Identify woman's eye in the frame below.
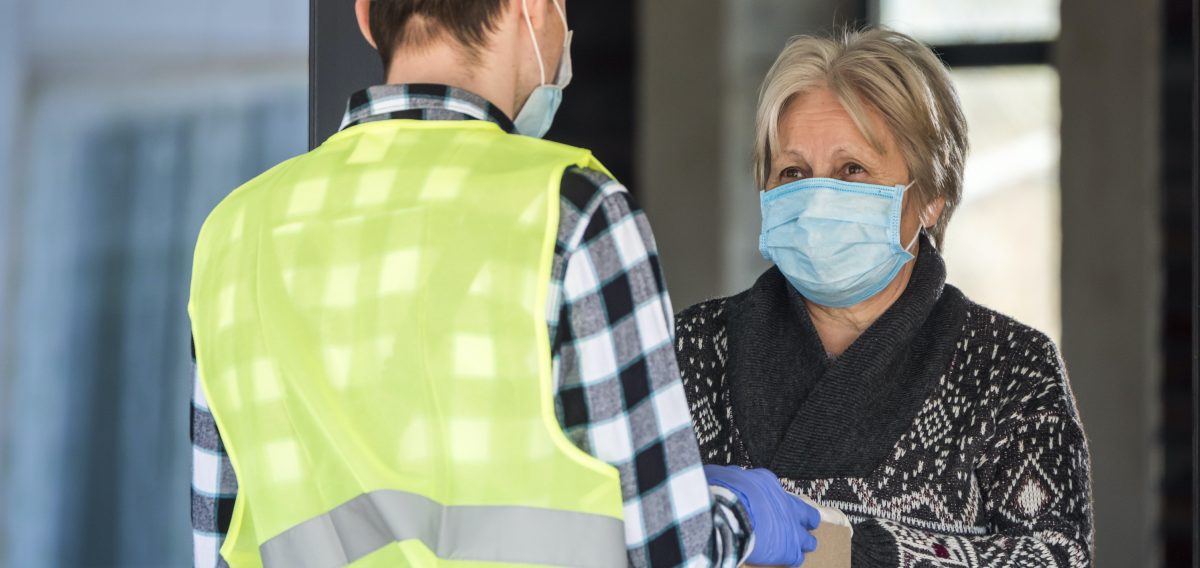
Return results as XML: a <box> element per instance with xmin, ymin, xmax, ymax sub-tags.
<box><xmin>845</xmin><ymin>163</ymin><xmax>865</xmax><ymax>175</ymax></box>
<box><xmin>780</xmin><ymin>167</ymin><xmax>803</xmax><ymax>179</ymax></box>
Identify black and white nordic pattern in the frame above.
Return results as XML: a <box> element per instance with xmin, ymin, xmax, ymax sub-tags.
<box><xmin>675</xmin><ymin>269</ymin><xmax>1093</xmax><ymax>567</ymax></box>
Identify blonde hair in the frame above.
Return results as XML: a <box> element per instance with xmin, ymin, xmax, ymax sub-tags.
<box><xmin>752</xmin><ymin>28</ymin><xmax>969</xmax><ymax>247</ymax></box>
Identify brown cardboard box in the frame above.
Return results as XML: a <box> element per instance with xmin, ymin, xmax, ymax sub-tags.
<box><xmin>746</xmin><ymin>498</ymin><xmax>852</xmax><ymax>568</ymax></box>
<box><xmin>802</xmin><ymin>521</ymin><xmax>852</xmax><ymax>568</ymax></box>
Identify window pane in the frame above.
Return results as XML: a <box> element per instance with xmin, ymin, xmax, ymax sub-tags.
<box><xmin>941</xmin><ymin>65</ymin><xmax>1061</xmax><ymax>342</ymax></box>
<box><xmin>879</xmin><ymin>0</ymin><xmax>1059</xmax><ymax>44</ymax></box>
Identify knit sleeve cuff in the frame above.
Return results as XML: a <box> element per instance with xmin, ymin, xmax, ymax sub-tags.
<box><xmin>850</xmin><ymin>519</ymin><xmax>900</xmax><ymax>568</ymax></box>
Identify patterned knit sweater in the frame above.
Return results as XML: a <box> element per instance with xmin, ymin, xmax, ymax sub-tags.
<box><xmin>674</xmin><ymin>241</ymin><xmax>1093</xmax><ymax>567</ymax></box>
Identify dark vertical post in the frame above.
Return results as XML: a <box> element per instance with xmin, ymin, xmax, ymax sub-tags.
<box><xmin>1060</xmin><ymin>0</ymin><xmax>1163</xmax><ymax>563</ymax></box>
<box><xmin>1193</xmin><ymin>2</ymin><xmax>1199</xmax><ymax>565</ymax></box>
<box><xmin>852</xmin><ymin>0</ymin><xmax>877</xmax><ymax>29</ymax></box>
<box><xmin>547</xmin><ymin>0</ymin><xmax>637</xmax><ymax>187</ymax></box>
<box><xmin>310</xmin><ymin>0</ymin><xmax>382</xmax><ymax>150</ymax></box>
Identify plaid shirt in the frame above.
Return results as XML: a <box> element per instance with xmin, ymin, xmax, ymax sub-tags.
<box><xmin>191</xmin><ymin>84</ymin><xmax>751</xmax><ymax>567</ymax></box>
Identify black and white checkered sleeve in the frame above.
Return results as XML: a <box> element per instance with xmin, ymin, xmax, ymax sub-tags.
<box><xmin>190</xmin><ymin>338</ymin><xmax>236</xmax><ymax>568</ymax></box>
<box><xmin>552</xmin><ymin>167</ymin><xmax>750</xmax><ymax>567</ymax></box>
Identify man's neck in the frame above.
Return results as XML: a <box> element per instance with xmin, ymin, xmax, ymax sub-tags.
<box><xmin>384</xmin><ymin>41</ymin><xmax>522</xmax><ymax>119</ymax></box>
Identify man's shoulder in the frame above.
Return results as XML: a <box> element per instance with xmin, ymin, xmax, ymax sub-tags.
<box><xmin>559</xmin><ymin>166</ymin><xmax>628</xmax><ymax>214</ymax></box>
<box><xmin>556</xmin><ymin>166</ymin><xmax>640</xmax><ymax>252</ymax></box>
<box><xmin>195</xmin><ymin>155</ymin><xmax>305</xmax><ymax>248</ymax></box>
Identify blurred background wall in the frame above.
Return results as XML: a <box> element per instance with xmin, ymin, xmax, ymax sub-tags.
<box><xmin>0</xmin><ymin>0</ymin><xmax>307</xmax><ymax>565</ymax></box>
<box><xmin>0</xmin><ymin>0</ymin><xmax>1194</xmax><ymax>566</ymax></box>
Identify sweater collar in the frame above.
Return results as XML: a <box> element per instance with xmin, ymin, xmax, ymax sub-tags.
<box><xmin>725</xmin><ymin>234</ymin><xmax>968</xmax><ymax>479</ymax></box>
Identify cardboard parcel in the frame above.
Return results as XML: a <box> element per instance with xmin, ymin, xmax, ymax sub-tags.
<box><xmin>746</xmin><ymin>496</ymin><xmax>852</xmax><ymax>568</ymax></box>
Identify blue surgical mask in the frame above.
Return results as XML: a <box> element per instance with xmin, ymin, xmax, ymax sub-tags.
<box><xmin>758</xmin><ymin>177</ymin><xmax>920</xmax><ymax>308</ymax></box>
<box><xmin>515</xmin><ymin>0</ymin><xmax>572</xmax><ymax>138</ymax></box>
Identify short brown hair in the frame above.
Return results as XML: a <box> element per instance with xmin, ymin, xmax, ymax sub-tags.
<box><xmin>369</xmin><ymin>0</ymin><xmax>508</xmax><ymax>68</ymax></box>
<box><xmin>753</xmin><ymin>28</ymin><xmax>969</xmax><ymax>248</ymax></box>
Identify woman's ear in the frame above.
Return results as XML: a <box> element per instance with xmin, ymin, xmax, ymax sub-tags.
<box><xmin>923</xmin><ymin>196</ymin><xmax>947</xmax><ymax>229</ymax></box>
<box><xmin>355</xmin><ymin>0</ymin><xmax>377</xmax><ymax>50</ymax></box>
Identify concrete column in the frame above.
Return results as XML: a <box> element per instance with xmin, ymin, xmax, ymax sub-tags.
<box><xmin>637</xmin><ymin>0</ymin><xmax>727</xmax><ymax>309</ymax></box>
<box><xmin>0</xmin><ymin>0</ymin><xmax>25</xmax><ymax>559</ymax></box>
<box><xmin>0</xmin><ymin>0</ymin><xmax>22</xmax><ymax>344</ymax></box>
<box><xmin>1059</xmin><ymin>0</ymin><xmax>1162</xmax><ymax>564</ymax></box>
<box><xmin>638</xmin><ymin>1</ymin><xmax>853</xmax><ymax>310</ymax></box>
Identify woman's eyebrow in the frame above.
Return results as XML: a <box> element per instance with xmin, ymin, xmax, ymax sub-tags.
<box><xmin>773</xmin><ymin>148</ymin><xmax>809</xmax><ymax>165</ymax></box>
<box><xmin>830</xmin><ymin>144</ymin><xmax>881</xmax><ymax>166</ymax></box>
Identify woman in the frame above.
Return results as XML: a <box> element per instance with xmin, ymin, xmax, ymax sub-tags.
<box><xmin>676</xmin><ymin>29</ymin><xmax>1093</xmax><ymax>567</ymax></box>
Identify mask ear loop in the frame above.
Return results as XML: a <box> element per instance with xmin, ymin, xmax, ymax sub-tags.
<box><xmin>551</xmin><ymin>0</ymin><xmax>567</xmax><ymax>29</ymax></box>
<box><xmin>903</xmin><ymin>223</ymin><xmax>923</xmax><ymax>254</ymax></box>
<box><xmin>901</xmin><ymin>180</ymin><xmax>926</xmax><ymax>253</ymax></box>
<box><xmin>548</xmin><ymin>0</ymin><xmax>571</xmax><ymax>85</ymax></box>
<box><xmin>521</xmin><ymin>0</ymin><xmax>547</xmax><ymax>86</ymax></box>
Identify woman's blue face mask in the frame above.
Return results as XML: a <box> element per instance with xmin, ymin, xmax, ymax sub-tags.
<box><xmin>758</xmin><ymin>177</ymin><xmax>920</xmax><ymax>308</ymax></box>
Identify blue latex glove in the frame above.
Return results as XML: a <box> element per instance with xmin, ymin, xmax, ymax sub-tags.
<box><xmin>704</xmin><ymin>464</ymin><xmax>820</xmax><ymax>567</ymax></box>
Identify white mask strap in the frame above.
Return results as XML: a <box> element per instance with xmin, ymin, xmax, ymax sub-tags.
<box><xmin>905</xmin><ymin>225</ymin><xmax>924</xmax><ymax>252</ymax></box>
<box><xmin>552</xmin><ymin>0</ymin><xmax>567</xmax><ymax>30</ymax></box>
<box><xmin>521</xmin><ymin>0</ymin><xmax>547</xmax><ymax>86</ymax></box>
<box><xmin>902</xmin><ymin>180</ymin><xmax>924</xmax><ymax>252</ymax></box>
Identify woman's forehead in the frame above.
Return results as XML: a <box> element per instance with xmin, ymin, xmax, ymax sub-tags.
<box><xmin>776</xmin><ymin>88</ymin><xmax>891</xmax><ymax>158</ymax></box>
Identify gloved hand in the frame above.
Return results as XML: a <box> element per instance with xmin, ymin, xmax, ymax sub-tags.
<box><xmin>704</xmin><ymin>464</ymin><xmax>820</xmax><ymax>567</ymax></box>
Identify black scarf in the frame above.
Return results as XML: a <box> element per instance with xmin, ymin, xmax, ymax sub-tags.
<box><xmin>725</xmin><ymin>234</ymin><xmax>968</xmax><ymax>479</ymax></box>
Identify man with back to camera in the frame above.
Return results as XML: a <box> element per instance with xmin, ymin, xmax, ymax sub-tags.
<box><xmin>188</xmin><ymin>1</ymin><xmax>820</xmax><ymax>565</ymax></box>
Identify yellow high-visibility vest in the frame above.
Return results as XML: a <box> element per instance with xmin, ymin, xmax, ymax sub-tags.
<box><xmin>189</xmin><ymin>119</ymin><xmax>625</xmax><ymax>568</ymax></box>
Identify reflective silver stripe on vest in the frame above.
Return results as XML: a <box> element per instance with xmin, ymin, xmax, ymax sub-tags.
<box><xmin>259</xmin><ymin>490</ymin><xmax>626</xmax><ymax>568</ymax></box>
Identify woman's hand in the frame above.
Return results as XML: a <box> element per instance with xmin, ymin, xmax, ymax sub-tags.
<box><xmin>704</xmin><ymin>465</ymin><xmax>820</xmax><ymax>566</ymax></box>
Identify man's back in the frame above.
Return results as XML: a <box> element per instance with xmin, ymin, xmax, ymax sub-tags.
<box><xmin>191</xmin><ymin>115</ymin><xmax>637</xmax><ymax>566</ymax></box>
<box><xmin>191</xmin><ymin>85</ymin><xmax>757</xmax><ymax>567</ymax></box>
